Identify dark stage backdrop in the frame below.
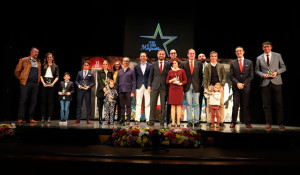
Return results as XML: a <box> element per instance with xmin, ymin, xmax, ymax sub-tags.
<box><xmin>1</xmin><ymin>2</ymin><xmax>299</xmax><ymax>125</ymax></box>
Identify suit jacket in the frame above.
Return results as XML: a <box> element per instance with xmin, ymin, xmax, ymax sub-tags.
<box><xmin>255</xmin><ymin>52</ymin><xmax>286</xmax><ymax>86</ymax></box>
<box><xmin>58</xmin><ymin>81</ymin><xmax>75</xmax><ymax>101</ymax></box>
<box><xmin>230</xmin><ymin>58</ymin><xmax>254</xmax><ymax>90</ymax></box>
<box><xmin>75</xmin><ymin>70</ymin><xmax>95</xmax><ymax>91</ymax></box>
<box><xmin>134</xmin><ymin>62</ymin><xmax>151</xmax><ymax>89</ymax></box>
<box><xmin>203</xmin><ymin>63</ymin><xmax>226</xmax><ymax>89</ymax></box>
<box><xmin>148</xmin><ymin>60</ymin><xmax>171</xmax><ymax>91</ymax></box>
<box><xmin>180</xmin><ymin>60</ymin><xmax>202</xmax><ymax>93</ymax></box>
<box><xmin>96</xmin><ymin>69</ymin><xmax>113</xmax><ymax>97</ymax></box>
<box><xmin>116</xmin><ymin>67</ymin><xmax>136</xmax><ymax>94</ymax></box>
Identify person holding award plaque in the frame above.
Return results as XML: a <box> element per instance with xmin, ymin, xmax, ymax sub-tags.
<box><xmin>74</xmin><ymin>60</ymin><xmax>95</xmax><ymax>124</ymax></box>
<box><xmin>255</xmin><ymin>41</ymin><xmax>287</xmax><ymax>130</ymax></box>
<box><xmin>58</xmin><ymin>72</ymin><xmax>75</xmax><ymax>124</ymax></box>
<box><xmin>40</xmin><ymin>52</ymin><xmax>59</xmax><ymax>123</ymax></box>
<box><xmin>166</xmin><ymin>58</ymin><xmax>187</xmax><ymax>127</ymax></box>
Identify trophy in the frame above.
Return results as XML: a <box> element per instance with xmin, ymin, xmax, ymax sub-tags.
<box><xmin>267</xmin><ymin>68</ymin><xmax>273</xmax><ymax>77</ymax></box>
<box><xmin>62</xmin><ymin>87</ymin><xmax>66</xmax><ymax>95</ymax></box>
<box><xmin>45</xmin><ymin>78</ymin><xmax>52</xmax><ymax>87</ymax></box>
<box><xmin>173</xmin><ymin>74</ymin><xmax>180</xmax><ymax>84</ymax></box>
<box><xmin>81</xmin><ymin>80</ymin><xmax>88</xmax><ymax>90</ymax></box>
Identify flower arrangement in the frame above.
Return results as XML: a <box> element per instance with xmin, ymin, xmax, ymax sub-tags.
<box><xmin>0</xmin><ymin>123</ymin><xmax>16</xmax><ymax>138</ymax></box>
<box><xmin>107</xmin><ymin>126</ymin><xmax>203</xmax><ymax>148</ymax></box>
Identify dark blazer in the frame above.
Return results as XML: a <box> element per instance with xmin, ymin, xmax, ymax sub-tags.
<box><xmin>180</xmin><ymin>60</ymin><xmax>202</xmax><ymax>93</ymax></box>
<box><xmin>230</xmin><ymin>58</ymin><xmax>254</xmax><ymax>91</ymax></box>
<box><xmin>58</xmin><ymin>81</ymin><xmax>75</xmax><ymax>101</ymax></box>
<box><xmin>96</xmin><ymin>69</ymin><xmax>113</xmax><ymax>97</ymax></box>
<box><xmin>42</xmin><ymin>64</ymin><xmax>59</xmax><ymax>80</ymax></box>
<box><xmin>75</xmin><ymin>70</ymin><xmax>95</xmax><ymax>91</ymax></box>
<box><xmin>148</xmin><ymin>61</ymin><xmax>171</xmax><ymax>91</ymax></box>
<box><xmin>116</xmin><ymin>67</ymin><xmax>136</xmax><ymax>94</ymax></box>
<box><xmin>134</xmin><ymin>62</ymin><xmax>151</xmax><ymax>89</ymax></box>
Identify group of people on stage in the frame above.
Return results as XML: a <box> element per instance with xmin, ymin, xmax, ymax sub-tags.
<box><xmin>14</xmin><ymin>41</ymin><xmax>287</xmax><ymax>130</ymax></box>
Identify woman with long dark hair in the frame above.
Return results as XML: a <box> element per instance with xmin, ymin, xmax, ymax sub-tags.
<box><xmin>40</xmin><ymin>52</ymin><xmax>59</xmax><ymax>123</ymax></box>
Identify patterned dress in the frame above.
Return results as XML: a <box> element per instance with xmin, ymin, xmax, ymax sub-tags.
<box><xmin>103</xmin><ymin>89</ymin><xmax>118</xmax><ymax>123</ymax></box>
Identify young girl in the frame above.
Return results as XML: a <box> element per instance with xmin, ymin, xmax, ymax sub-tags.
<box><xmin>103</xmin><ymin>79</ymin><xmax>118</xmax><ymax>125</ymax></box>
<box><xmin>58</xmin><ymin>72</ymin><xmax>75</xmax><ymax>124</ymax></box>
<box><xmin>205</xmin><ymin>83</ymin><xmax>222</xmax><ymax>128</ymax></box>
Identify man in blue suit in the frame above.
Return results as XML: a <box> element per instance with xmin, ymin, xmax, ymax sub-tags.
<box><xmin>74</xmin><ymin>60</ymin><xmax>95</xmax><ymax>124</ymax></box>
<box><xmin>134</xmin><ymin>52</ymin><xmax>151</xmax><ymax>125</ymax></box>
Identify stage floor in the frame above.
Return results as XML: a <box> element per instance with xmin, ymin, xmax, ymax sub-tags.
<box><xmin>8</xmin><ymin>120</ymin><xmax>300</xmax><ymax>134</ymax></box>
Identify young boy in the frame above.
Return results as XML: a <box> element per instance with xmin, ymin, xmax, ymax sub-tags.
<box><xmin>58</xmin><ymin>72</ymin><xmax>75</xmax><ymax>124</ymax></box>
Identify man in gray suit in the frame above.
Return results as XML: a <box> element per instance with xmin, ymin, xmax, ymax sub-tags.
<box><xmin>148</xmin><ymin>49</ymin><xmax>171</xmax><ymax>126</ymax></box>
<box><xmin>255</xmin><ymin>41</ymin><xmax>287</xmax><ymax>130</ymax></box>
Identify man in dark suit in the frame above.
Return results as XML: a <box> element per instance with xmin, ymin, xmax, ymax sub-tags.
<box><xmin>229</xmin><ymin>46</ymin><xmax>254</xmax><ymax>128</ymax></box>
<box><xmin>148</xmin><ymin>49</ymin><xmax>171</xmax><ymax>126</ymax></box>
<box><xmin>255</xmin><ymin>41</ymin><xmax>287</xmax><ymax>130</ymax></box>
<box><xmin>74</xmin><ymin>60</ymin><xmax>95</xmax><ymax>124</ymax></box>
<box><xmin>181</xmin><ymin>49</ymin><xmax>202</xmax><ymax>127</ymax></box>
<box><xmin>134</xmin><ymin>52</ymin><xmax>151</xmax><ymax>125</ymax></box>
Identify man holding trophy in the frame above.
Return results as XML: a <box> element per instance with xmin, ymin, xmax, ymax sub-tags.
<box><xmin>74</xmin><ymin>60</ymin><xmax>95</xmax><ymax>124</ymax></box>
<box><xmin>255</xmin><ymin>41</ymin><xmax>287</xmax><ymax>130</ymax></box>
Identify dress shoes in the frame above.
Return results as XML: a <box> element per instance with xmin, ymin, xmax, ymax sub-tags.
<box><xmin>17</xmin><ymin>119</ymin><xmax>23</xmax><ymax>123</ymax></box>
<box><xmin>87</xmin><ymin>120</ymin><xmax>91</xmax><ymax>124</ymax></box>
<box><xmin>29</xmin><ymin>119</ymin><xmax>37</xmax><ymax>123</ymax></box>
<box><xmin>246</xmin><ymin>123</ymin><xmax>252</xmax><ymax>128</ymax></box>
<box><xmin>279</xmin><ymin>124</ymin><xmax>285</xmax><ymax>131</ymax></box>
<box><xmin>73</xmin><ymin>120</ymin><xmax>80</xmax><ymax>124</ymax></box>
<box><xmin>230</xmin><ymin>123</ymin><xmax>236</xmax><ymax>128</ymax></box>
<box><xmin>265</xmin><ymin>123</ymin><xmax>272</xmax><ymax>130</ymax></box>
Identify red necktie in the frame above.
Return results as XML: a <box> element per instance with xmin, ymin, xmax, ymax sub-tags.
<box><xmin>190</xmin><ymin>61</ymin><xmax>194</xmax><ymax>74</ymax></box>
<box><xmin>239</xmin><ymin>59</ymin><xmax>243</xmax><ymax>73</ymax></box>
<box><xmin>160</xmin><ymin>61</ymin><xmax>163</xmax><ymax>73</ymax></box>
<box><xmin>266</xmin><ymin>54</ymin><xmax>270</xmax><ymax>67</ymax></box>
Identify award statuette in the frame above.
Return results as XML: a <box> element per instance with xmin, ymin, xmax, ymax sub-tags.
<box><xmin>81</xmin><ymin>80</ymin><xmax>88</xmax><ymax>90</ymax></box>
<box><xmin>62</xmin><ymin>87</ymin><xmax>66</xmax><ymax>95</ymax></box>
<box><xmin>173</xmin><ymin>74</ymin><xmax>180</xmax><ymax>84</ymax></box>
<box><xmin>45</xmin><ymin>78</ymin><xmax>52</xmax><ymax>87</ymax></box>
<box><xmin>267</xmin><ymin>68</ymin><xmax>273</xmax><ymax>77</ymax></box>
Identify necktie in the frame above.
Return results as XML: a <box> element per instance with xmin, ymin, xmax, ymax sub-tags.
<box><xmin>190</xmin><ymin>60</ymin><xmax>194</xmax><ymax>74</ymax></box>
<box><xmin>266</xmin><ymin>54</ymin><xmax>270</xmax><ymax>67</ymax></box>
<box><xmin>84</xmin><ymin>71</ymin><xmax>87</xmax><ymax>79</ymax></box>
<box><xmin>160</xmin><ymin>61</ymin><xmax>163</xmax><ymax>73</ymax></box>
<box><xmin>239</xmin><ymin>59</ymin><xmax>243</xmax><ymax>73</ymax></box>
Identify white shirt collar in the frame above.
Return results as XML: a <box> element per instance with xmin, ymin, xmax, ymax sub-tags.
<box><xmin>211</xmin><ymin>62</ymin><xmax>217</xmax><ymax>67</ymax></box>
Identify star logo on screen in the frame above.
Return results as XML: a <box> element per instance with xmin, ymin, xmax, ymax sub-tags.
<box><xmin>140</xmin><ymin>23</ymin><xmax>177</xmax><ymax>57</ymax></box>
